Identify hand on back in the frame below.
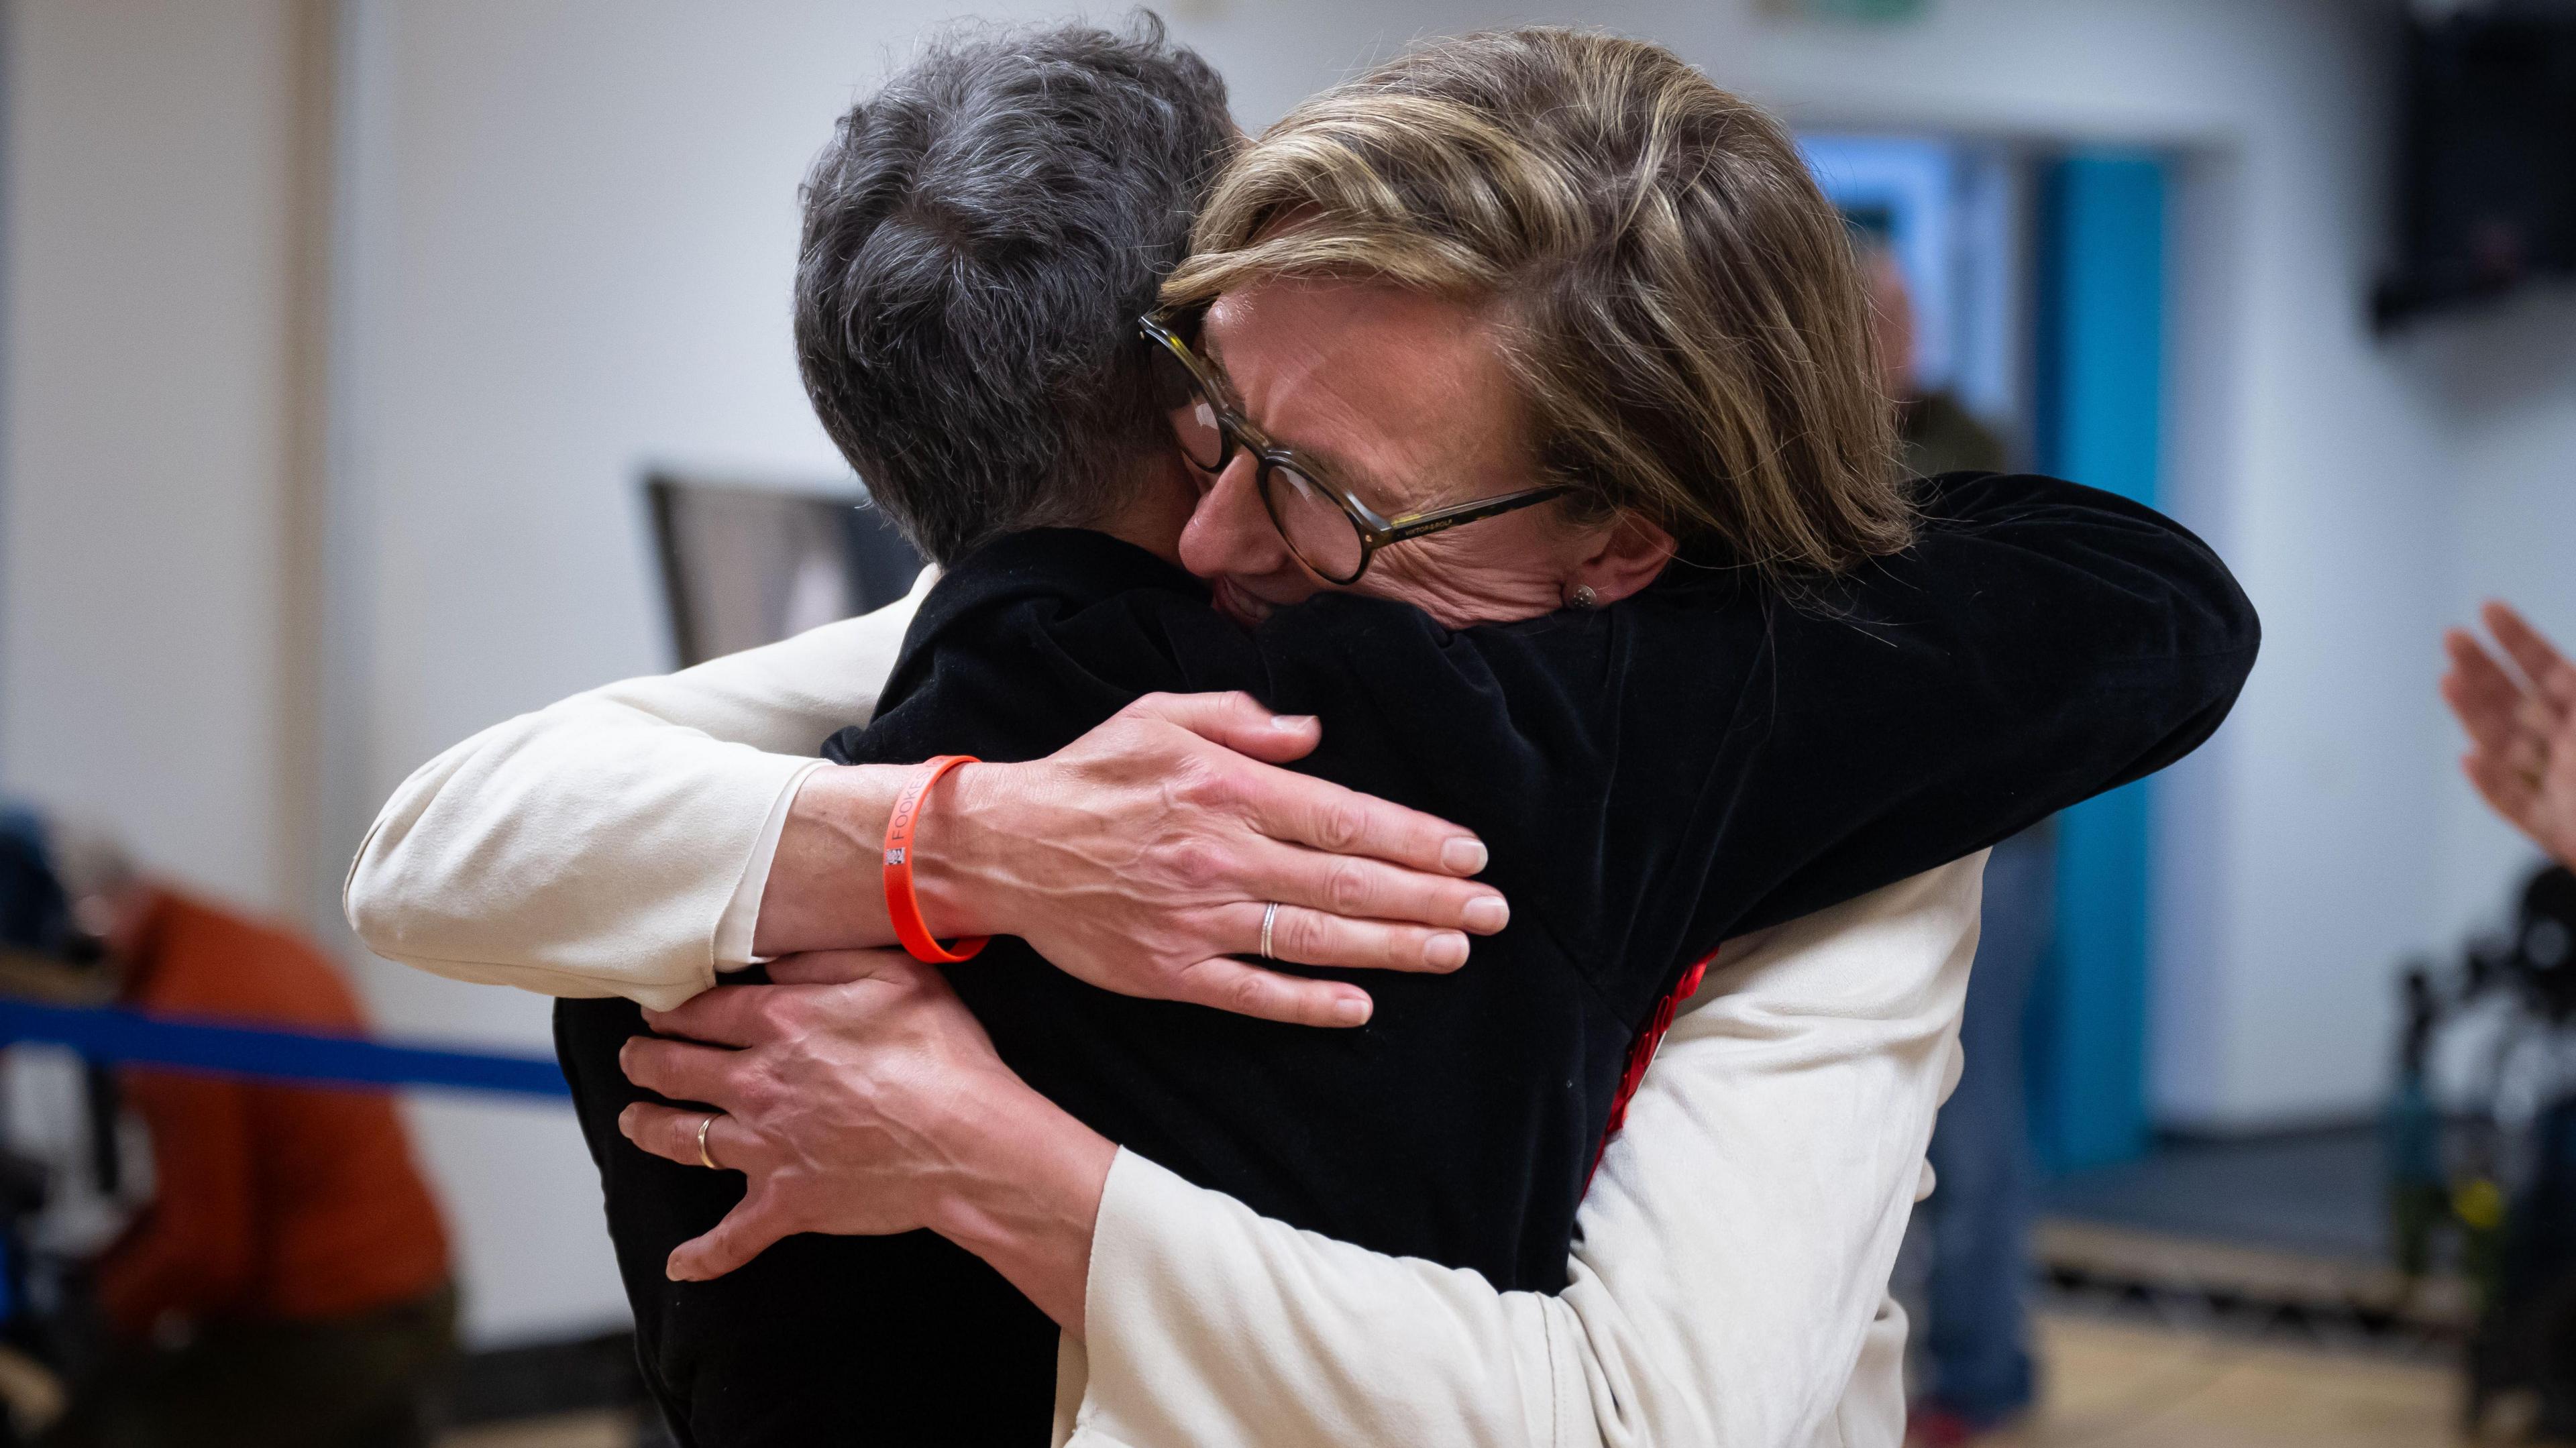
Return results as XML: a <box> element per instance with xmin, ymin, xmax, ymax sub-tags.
<box><xmin>949</xmin><ymin>691</ymin><xmax>1509</xmax><ymax>1027</ymax></box>
<box><xmin>619</xmin><ymin>950</ymin><xmax>1008</xmax><ymax>1268</ymax></box>
<box><xmin>619</xmin><ymin>948</ymin><xmax>1109</xmax><ymax>1329</ymax></box>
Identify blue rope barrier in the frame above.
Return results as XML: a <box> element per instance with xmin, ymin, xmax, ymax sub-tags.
<box><xmin>0</xmin><ymin>1000</ymin><xmax>570</xmax><ymax>1099</ymax></box>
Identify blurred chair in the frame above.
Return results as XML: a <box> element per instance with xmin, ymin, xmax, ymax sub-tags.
<box><xmin>2400</xmin><ymin>865</ymin><xmax>2576</xmax><ymax>1439</ymax></box>
<box><xmin>646</xmin><ymin>474</ymin><xmax>923</xmax><ymax>667</ymax></box>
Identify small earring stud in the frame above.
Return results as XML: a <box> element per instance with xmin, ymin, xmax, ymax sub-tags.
<box><xmin>1567</xmin><ymin>584</ymin><xmax>1599</xmax><ymax>610</ymax></box>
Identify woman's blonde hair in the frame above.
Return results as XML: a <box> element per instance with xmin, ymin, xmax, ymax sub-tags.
<box><xmin>1163</xmin><ymin>27</ymin><xmax>1912</xmax><ymax>579</ymax></box>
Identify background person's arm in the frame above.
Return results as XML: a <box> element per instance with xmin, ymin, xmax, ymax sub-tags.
<box><xmin>1062</xmin><ymin>858</ymin><xmax>1980</xmax><ymax>1448</ymax></box>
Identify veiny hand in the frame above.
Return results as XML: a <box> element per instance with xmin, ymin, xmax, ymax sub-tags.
<box><xmin>617</xmin><ymin>950</ymin><xmax>1112</xmax><ymax>1327</ymax></box>
<box><xmin>932</xmin><ymin>691</ymin><xmax>1510</xmax><ymax>1028</ymax></box>
<box><xmin>619</xmin><ymin>951</ymin><xmax>990</xmax><ymax>1264</ymax></box>
<box><xmin>2443</xmin><ymin>600</ymin><xmax>2576</xmax><ymax>869</ymax></box>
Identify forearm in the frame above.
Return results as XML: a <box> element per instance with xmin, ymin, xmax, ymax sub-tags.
<box><xmin>346</xmin><ymin>695</ymin><xmax>820</xmax><ymax>1006</ymax></box>
<box><xmin>360</xmin><ymin>553</ymin><xmax>1494</xmax><ymax>1015</ymax></box>
<box><xmin>1557</xmin><ymin>863</ymin><xmax>1978</xmax><ymax>1446</ymax></box>
<box><xmin>1723</xmin><ymin>475</ymin><xmax>2256</xmax><ymax>938</ymax></box>
<box><xmin>1077</xmin><ymin>1152</ymin><xmax>1566</xmax><ymax>1448</ymax></box>
<box><xmin>922</xmin><ymin>1076</ymin><xmax>1118</xmax><ymax>1336</ymax></box>
<box><xmin>346</xmin><ymin>591</ymin><xmax>924</xmax><ymax>1005</ymax></box>
<box><xmin>749</xmin><ymin>761</ymin><xmax>996</xmax><ymax>959</ymax></box>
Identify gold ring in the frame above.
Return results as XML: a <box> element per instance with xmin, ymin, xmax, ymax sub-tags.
<box><xmin>696</xmin><ymin>1113</ymin><xmax>722</xmax><ymax>1171</ymax></box>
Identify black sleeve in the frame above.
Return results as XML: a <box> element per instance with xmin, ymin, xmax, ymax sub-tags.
<box><xmin>1207</xmin><ymin>472</ymin><xmax>2257</xmax><ymax>1012</ymax></box>
<box><xmin>1699</xmin><ymin>470</ymin><xmax>2258</xmax><ymax>940</ymax></box>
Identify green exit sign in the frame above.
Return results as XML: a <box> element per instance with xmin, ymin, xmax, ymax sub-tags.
<box><xmin>1765</xmin><ymin>0</ymin><xmax>1929</xmax><ymax>21</ymax></box>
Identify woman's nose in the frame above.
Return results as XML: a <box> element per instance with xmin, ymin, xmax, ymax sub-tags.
<box><xmin>1179</xmin><ymin>455</ymin><xmax>1291</xmax><ymax>581</ymax></box>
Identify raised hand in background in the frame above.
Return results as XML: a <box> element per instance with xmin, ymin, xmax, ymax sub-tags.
<box><xmin>2443</xmin><ymin>600</ymin><xmax>2576</xmax><ymax>869</ymax></box>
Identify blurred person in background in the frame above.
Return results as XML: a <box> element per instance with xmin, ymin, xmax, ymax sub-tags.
<box><xmin>2444</xmin><ymin>601</ymin><xmax>2576</xmax><ymax>872</ymax></box>
<box><xmin>1865</xmin><ymin>242</ymin><xmax>2047</xmax><ymax>1448</ymax></box>
<box><xmin>0</xmin><ymin>809</ymin><xmax>455</xmax><ymax>1448</ymax></box>
<box><xmin>1865</xmin><ymin>242</ymin><xmax>2010</xmax><ymax>484</ymax></box>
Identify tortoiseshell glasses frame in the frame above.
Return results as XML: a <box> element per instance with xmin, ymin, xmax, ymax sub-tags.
<box><xmin>1140</xmin><ymin>313</ymin><xmax>1574</xmax><ymax>585</ymax></box>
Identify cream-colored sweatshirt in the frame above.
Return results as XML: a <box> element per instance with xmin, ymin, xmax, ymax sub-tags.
<box><xmin>346</xmin><ymin>585</ymin><xmax>1976</xmax><ymax>1447</ymax></box>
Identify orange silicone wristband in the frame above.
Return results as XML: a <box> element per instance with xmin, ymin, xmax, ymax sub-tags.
<box><xmin>882</xmin><ymin>755</ymin><xmax>988</xmax><ymax>964</ymax></box>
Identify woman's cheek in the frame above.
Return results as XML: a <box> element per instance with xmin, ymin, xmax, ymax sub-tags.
<box><xmin>1363</xmin><ymin>534</ymin><xmax>1564</xmax><ymax>624</ymax></box>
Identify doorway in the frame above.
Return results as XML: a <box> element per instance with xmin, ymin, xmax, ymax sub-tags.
<box><xmin>1803</xmin><ymin>135</ymin><xmax>2174</xmax><ymax>1173</ymax></box>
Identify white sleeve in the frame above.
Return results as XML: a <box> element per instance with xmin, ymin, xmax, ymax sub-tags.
<box><xmin>342</xmin><ymin>571</ymin><xmax>934</xmax><ymax>1011</ymax></box>
<box><xmin>1062</xmin><ymin>856</ymin><xmax>1983</xmax><ymax>1448</ymax></box>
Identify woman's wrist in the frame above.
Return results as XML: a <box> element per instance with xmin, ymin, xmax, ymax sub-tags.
<box><xmin>922</xmin><ymin>1067</ymin><xmax>1118</xmax><ymax>1336</ymax></box>
<box><xmin>752</xmin><ymin>765</ymin><xmax>899</xmax><ymax>957</ymax></box>
<box><xmin>904</xmin><ymin>761</ymin><xmax>1020</xmax><ymax>944</ymax></box>
<box><xmin>751</xmin><ymin>762</ymin><xmax>1014</xmax><ymax>957</ymax></box>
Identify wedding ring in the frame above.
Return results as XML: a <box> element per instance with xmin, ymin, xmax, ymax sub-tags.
<box><xmin>696</xmin><ymin>1113</ymin><xmax>722</xmax><ymax>1171</ymax></box>
<box><xmin>1260</xmin><ymin>901</ymin><xmax>1281</xmax><ymax>960</ymax></box>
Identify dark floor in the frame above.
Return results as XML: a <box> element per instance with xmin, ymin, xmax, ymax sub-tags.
<box><xmin>2040</xmin><ymin>1123</ymin><xmax>2386</xmax><ymax>1262</ymax></box>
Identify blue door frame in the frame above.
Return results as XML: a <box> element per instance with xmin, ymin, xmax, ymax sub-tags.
<box><xmin>2027</xmin><ymin>152</ymin><xmax>2166</xmax><ymax>1173</ymax></box>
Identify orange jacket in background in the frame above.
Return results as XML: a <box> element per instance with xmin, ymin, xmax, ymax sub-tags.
<box><xmin>95</xmin><ymin>889</ymin><xmax>451</xmax><ymax>1337</ymax></box>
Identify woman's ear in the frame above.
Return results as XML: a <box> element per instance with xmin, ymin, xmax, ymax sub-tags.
<box><xmin>1567</xmin><ymin>514</ymin><xmax>1677</xmax><ymax>607</ymax></box>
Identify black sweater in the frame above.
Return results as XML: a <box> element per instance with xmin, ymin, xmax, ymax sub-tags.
<box><xmin>560</xmin><ymin>472</ymin><xmax>2258</xmax><ymax>1447</ymax></box>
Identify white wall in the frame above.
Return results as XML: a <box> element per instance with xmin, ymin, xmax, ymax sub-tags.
<box><xmin>13</xmin><ymin>0</ymin><xmax>2574</xmax><ymax>1345</ymax></box>
<box><xmin>1</xmin><ymin>0</ymin><xmax>301</xmax><ymax>911</ymax></box>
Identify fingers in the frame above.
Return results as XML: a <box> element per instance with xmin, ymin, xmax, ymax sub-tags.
<box><xmin>1238</xmin><ymin>766</ymin><xmax>1492</xmax><ymax>879</ymax></box>
<box><xmin>1167</xmin><ymin>956</ymin><xmax>1373</xmax><ymax>1027</ymax></box>
<box><xmin>1128</xmin><ymin>695</ymin><xmax>1489</xmax><ymax>877</ymax></box>
<box><xmin>619</xmin><ymin>1101</ymin><xmax>758</xmax><ymax>1173</ymax></box>
<box><xmin>2443</xmin><ymin>636</ymin><xmax>2527</xmax><ymax>751</ymax></box>
<box><xmin>2445</xmin><ymin>624</ymin><xmax>2576</xmax><ymax>781</ymax></box>
<box><xmin>621</xmin><ymin>1110</ymin><xmax>801</xmax><ymax>1278</ymax></box>
<box><xmin>2442</xmin><ymin>654</ymin><xmax>2524</xmax><ymax>763</ymax></box>
<box><xmin>2485</xmin><ymin>602</ymin><xmax>2576</xmax><ymax>716</ymax></box>
<box><xmin>619</xmin><ymin>1035</ymin><xmax>745</xmax><ymax>1108</ymax></box>
<box><xmin>1238</xmin><ymin>901</ymin><xmax>1472</xmax><ymax>973</ymax></box>
<box><xmin>667</xmin><ymin>1193</ymin><xmax>796</xmax><ymax>1282</ymax></box>
<box><xmin>2518</xmin><ymin>695</ymin><xmax>2564</xmax><ymax>772</ymax></box>
<box><xmin>1243</xmin><ymin>839</ymin><xmax>1508</xmax><ymax>937</ymax></box>
<box><xmin>1123</xmin><ymin>691</ymin><xmax>1322</xmax><ymax>765</ymax></box>
<box><xmin>2463</xmin><ymin>749</ymin><xmax>2542</xmax><ymax>834</ymax></box>
<box><xmin>2444</xmin><ymin>632</ymin><xmax>2565</xmax><ymax>787</ymax></box>
<box><xmin>1150</xmin><ymin>899</ymin><xmax>1488</xmax><ymax>1025</ymax></box>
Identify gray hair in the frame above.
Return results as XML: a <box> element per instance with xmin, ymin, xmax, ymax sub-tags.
<box><xmin>794</xmin><ymin>14</ymin><xmax>1236</xmax><ymax>565</ymax></box>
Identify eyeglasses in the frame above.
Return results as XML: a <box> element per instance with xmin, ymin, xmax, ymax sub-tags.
<box><xmin>1139</xmin><ymin>314</ymin><xmax>1574</xmax><ymax>586</ymax></box>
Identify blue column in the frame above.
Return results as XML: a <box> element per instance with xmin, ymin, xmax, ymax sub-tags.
<box><xmin>2027</xmin><ymin>152</ymin><xmax>2166</xmax><ymax>1172</ymax></box>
